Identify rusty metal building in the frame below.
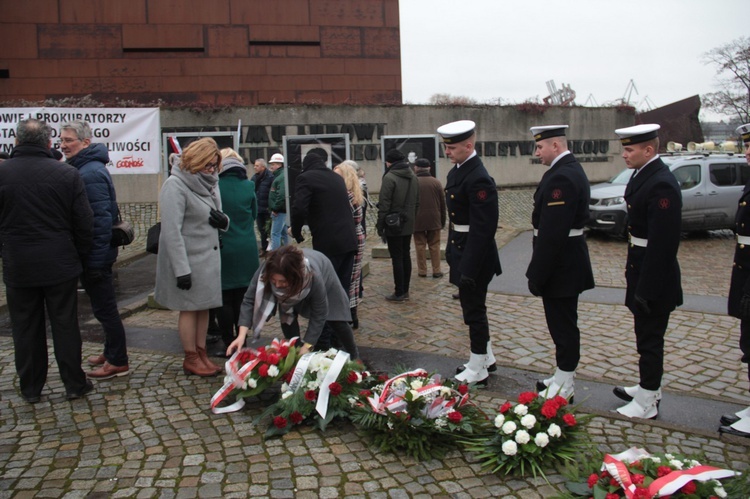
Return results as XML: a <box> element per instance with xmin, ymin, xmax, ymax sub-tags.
<box><xmin>0</xmin><ymin>0</ymin><xmax>402</xmax><ymax>106</ymax></box>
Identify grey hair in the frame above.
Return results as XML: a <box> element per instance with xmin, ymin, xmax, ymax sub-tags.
<box><xmin>16</xmin><ymin>119</ymin><xmax>51</xmax><ymax>148</ymax></box>
<box><xmin>255</xmin><ymin>158</ymin><xmax>267</xmax><ymax>168</ymax></box>
<box><xmin>60</xmin><ymin>120</ymin><xmax>92</xmax><ymax>140</ymax></box>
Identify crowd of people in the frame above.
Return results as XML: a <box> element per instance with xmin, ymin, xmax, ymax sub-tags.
<box><xmin>2</xmin><ymin>116</ymin><xmax>749</xmax><ymax>441</ymax></box>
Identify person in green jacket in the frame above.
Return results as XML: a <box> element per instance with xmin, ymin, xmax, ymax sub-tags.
<box><xmin>212</xmin><ymin>148</ymin><xmax>260</xmax><ymax>356</ymax></box>
<box><xmin>268</xmin><ymin>153</ymin><xmax>289</xmax><ymax>250</ymax></box>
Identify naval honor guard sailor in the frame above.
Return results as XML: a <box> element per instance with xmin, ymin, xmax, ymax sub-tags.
<box><xmin>526</xmin><ymin>125</ymin><xmax>595</xmax><ymax>401</ymax></box>
<box><xmin>439</xmin><ymin>120</ymin><xmax>502</xmax><ymax>385</ymax></box>
<box><xmin>721</xmin><ymin>122</ymin><xmax>750</xmax><ymax>438</ymax></box>
<box><xmin>612</xmin><ymin>124</ymin><xmax>682</xmax><ymax>419</ymax></box>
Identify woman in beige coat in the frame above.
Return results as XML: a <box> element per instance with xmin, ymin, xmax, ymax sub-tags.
<box><xmin>155</xmin><ymin>138</ymin><xmax>228</xmax><ymax>376</ymax></box>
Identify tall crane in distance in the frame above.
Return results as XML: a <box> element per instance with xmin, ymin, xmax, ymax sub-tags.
<box><xmin>622</xmin><ymin>79</ymin><xmax>638</xmax><ymax>106</ymax></box>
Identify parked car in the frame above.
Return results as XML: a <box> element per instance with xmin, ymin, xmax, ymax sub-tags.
<box><xmin>588</xmin><ymin>153</ymin><xmax>750</xmax><ymax>237</ymax></box>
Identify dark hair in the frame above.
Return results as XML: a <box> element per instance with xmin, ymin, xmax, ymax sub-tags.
<box><xmin>414</xmin><ymin>158</ymin><xmax>431</xmax><ymax>169</ymax></box>
<box><xmin>307</xmin><ymin>147</ymin><xmax>328</xmax><ymax>162</ymax></box>
<box><xmin>16</xmin><ymin>119</ymin><xmax>51</xmax><ymax>148</ymax></box>
<box><xmin>262</xmin><ymin>246</ymin><xmax>307</xmax><ymax>298</ymax></box>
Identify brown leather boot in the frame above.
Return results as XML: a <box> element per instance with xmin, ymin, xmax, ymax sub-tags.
<box><xmin>183</xmin><ymin>351</ymin><xmax>217</xmax><ymax>377</ymax></box>
<box><xmin>197</xmin><ymin>346</ymin><xmax>222</xmax><ymax>374</ymax></box>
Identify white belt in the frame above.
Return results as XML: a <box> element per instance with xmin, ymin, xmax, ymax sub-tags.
<box><xmin>629</xmin><ymin>234</ymin><xmax>648</xmax><ymax>247</ymax></box>
<box><xmin>452</xmin><ymin>224</ymin><xmax>470</xmax><ymax>233</ymax></box>
<box><xmin>737</xmin><ymin>235</ymin><xmax>750</xmax><ymax>245</ymax></box>
<box><xmin>532</xmin><ymin>228</ymin><xmax>584</xmax><ymax>237</ymax></box>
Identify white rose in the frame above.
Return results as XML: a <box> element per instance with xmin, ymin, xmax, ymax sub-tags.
<box><xmin>534</xmin><ymin>433</ymin><xmax>549</xmax><ymax>448</ymax></box>
<box><xmin>494</xmin><ymin>414</ymin><xmax>505</xmax><ymax>428</ymax></box>
<box><xmin>306</xmin><ymin>380</ymin><xmax>319</xmax><ymax>391</ymax></box>
<box><xmin>547</xmin><ymin>423</ymin><xmax>561</xmax><ymax>438</ymax></box>
<box><xmin>410</xmin><ymin>379</ymin><xmax>424</xmax><ymax>389</ymax></box>
<box><xmin>281</xmin><ymin>382</ymin><xmax>289</xmax><ymax>393</ymax></box>
<box><xmin>664</xmin><ymin>453</ymin><xmax>675</xmax><ymax>460</ymax></box>
<box><xmin>348</xmin><ymin>397</ymin><xmax>358</xmax><ymax>406</ymax></box>
<box><xmin>434</xmin><ymin>418</ymin><xmax>447</xmax><ymax>428</ymax></box>
<box><xmin>713</xmin><ymin>483</ymin><xmax>727</xmax><ymax>498</ymax></box>
<box><xmin>267</xmin><ymin>365</ymin><xmax>279</xmax><ymax>377</ymax></box>
<box><xmin>514</xmin><ymin>430</ymin><xmax>530</xmax><ymax>444</ymax></box>
<box><xmin>501</xmin><ymin>440</ymin><xmax>518</xmax><ymax>456</ymax></box>
<box><xmin>501</xmin><ymin>421</ymin><xmax>517</xmax><ymax>435</ymax></box>
<box><xmin>247</xmin><ymin>378</ymin><xmax>257</xmax><ymax>389</ymax></box>
<box><xmin>440</xmin><ymin>387</ymin><xmax>452</xmax><ymax>397</ymax></box>
<box><xmin>513</xmin><ymin>404</ymin><xmax>528</xmax><ymax>416</ymax></box>
<box><xmin>669</xmin><ymin>460</ymin><xmax>683</xmax><ymax>470</ymax></box>
<box><xmin>281</xmin><ymin>391</ymin><xmax>293</xmax><ymax>399</ymax></box>
<box><xmin>520</xmin><ymin>414</ymin><xmax>537</xmax><ymax>429</ymax></box>
<box><xmin>409</xmin><ymin>389</ymin><xmax>421</xmax><ymax>400</ymax></box>
<box><xmin>689</xmin><ymin>460</ymin><xmax>701</xmax><ymax>468</ymax></box>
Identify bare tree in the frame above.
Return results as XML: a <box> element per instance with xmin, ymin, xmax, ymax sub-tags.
<box><xmin>702</xmin><ymin>36</ymin><xmax>750</xmax><ymax>122</ymax></box>
<box><xmin>428</xmin><ymin>93</ymin><xmax>478</xmax><ymax>106</ymax></box>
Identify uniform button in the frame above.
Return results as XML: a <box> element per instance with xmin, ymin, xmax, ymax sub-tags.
<box><xmin>742</xmin><ymin>244</ymin><xmax>746</xmax><ymax>249</ymax></box>
<box><xmin>451</xmin><ymin>239</ymin><xmax>455</xmax><ymax>244</ymax></box>
<box><xmin>627</xmin><ymin>204</ymin><xmax>631</xmax><ymax>209</ymax></box>
<box><xmin>743</xmin><ymin>223</ymin><xmax>745</xmax><ymax>228</ymax></box>
<box><xmin>451</xmin><ymin>194</ymin><xmax>455</xmax><ymax>199</ymax></box>
<box><xmin>742</xmin><ymin>202</ymin><xmax>747</xmax><ymax>206</ymax></box>
<box><xmin>214</xmin><ymin>246</ymin><xmax>218</xmax><ymax>250</ymax></box>
<box><xmin>451</xmin><ymin>212</ymin><xmax>455</xmax><ymax>216</ymax></box>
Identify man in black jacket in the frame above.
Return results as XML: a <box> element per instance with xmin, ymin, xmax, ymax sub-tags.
<box><xmin>612</xmin><ymin>124</ymin><xmax>682</xmax><ymax>420</ymax></box>
<box><xmin>526</xmin><ymin>125</ymin><xmax>595</xmax><ymax>401</ymax></box>
<box><xmin>251</xmin><ymin>158</ymin><xmax>274</xmax><ymax>256</ymax></box>
<box><xmin>439</xmin><ymin>120</ymin><xmax>502</xmax><ymax>386</ymax></box>
<box><xmin>0</xmin><ymin>118</ymin><xmax>94</xmax><ymax>403</ymax></box>
<box><xmin>290</xmin><ymin>151</ymin><xmax>357</xmax><ymax>347</ymax></box>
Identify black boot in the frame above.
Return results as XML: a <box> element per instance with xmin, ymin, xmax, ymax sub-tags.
<box><xmin>350</xmin><ymin>307</ymin><xmax>359</xmax><ymax>329</ymax></box>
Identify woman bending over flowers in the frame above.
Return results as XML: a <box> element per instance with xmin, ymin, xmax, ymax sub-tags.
<box><xmin>227</xmin><ymin>245</ymin><xmax>359</xmax><ymax>359</ymax></box>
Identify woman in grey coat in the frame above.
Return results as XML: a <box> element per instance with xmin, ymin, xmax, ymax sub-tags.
<box><xmin>227</xmin><ymin>246</ymin><xmax>359</xmax><ymax>359</ymax></box>
<box><xmin>155</xmin><ymin>138</ymin><xmax>229</xmax><ymax>376</ymax></box>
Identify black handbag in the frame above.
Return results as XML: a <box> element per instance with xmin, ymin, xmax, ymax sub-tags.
<box><xmin>146</xmin><ymin>222</ymin><xmax>161</xmax><ymax>254</ymax></box>
<box><xmin>111</xmin><ymin>208</ymin><xmax>135</xmax><ymax>247</ymax></box>
<box><xmin>384</xmin><ymin>177</ymin><xmax>412</xmax><ymax>234</ymax></box>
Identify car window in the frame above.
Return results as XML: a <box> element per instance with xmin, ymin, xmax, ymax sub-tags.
<box><xmin>740</xmin><ymin>163</ymin><xmax>750</xmax><ymax>185</ymax></box>
<box><xmin>709</xmin><ymin>163</ymin><xmax>739</xmax><ymax>186</ymax></box>
<box><xmin>609</xmin><ymin>169</ymin><xmax>632</xmax><ymax>184</ymax></box>
<box><xmin>673</xmin><ymin>164</ymin><xmax>700</xmax><ymax>190</ymax></box>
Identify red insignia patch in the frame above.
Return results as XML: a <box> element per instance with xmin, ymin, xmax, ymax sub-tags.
<box><xmin>658</xmin><ymin>198</ymin><xmax>670</xmax><ymax>209</ymax></box>
<box><xmin>477</xmin><ymin>190</ymin><xmax>487</xmax><ymax>201</ymax></box>
<box><xmin>552</xmin><ymin>189</ymin><xmax>562</xmax><ymax>200</ymax></box>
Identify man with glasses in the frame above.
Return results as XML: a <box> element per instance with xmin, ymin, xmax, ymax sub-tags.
<box><xmin>60</xmin><ymin>120</ymin><xmax>130</xmax><ymax>381</ymax></box>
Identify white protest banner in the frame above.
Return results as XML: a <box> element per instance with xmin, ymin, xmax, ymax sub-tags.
<box><xmin>0</xmin><ymin>108</ymin><xmax>161</xmax><ymax>174</ymax></box>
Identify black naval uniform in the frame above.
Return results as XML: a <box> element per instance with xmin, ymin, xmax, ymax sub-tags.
<box><xmin>727</xmin><ymin>182</ymin><xmax>750</xmax><ymax>390</ymax></box>
<box><xmin>445</xmin><ymin>152</ymin><xmax>502</xmax><ymax>355</ymax></box>
<box><xmin>623</xmin><ymin>156</ymin><xmax>682</xmax><ymax>391</ymax></box>
<box><xmin>526</xmin><ymin>152</ymin><xmax>595</xmax><ymax>372</ymax></box>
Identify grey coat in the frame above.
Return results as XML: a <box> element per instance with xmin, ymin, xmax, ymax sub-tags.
<box><xmin>238</xmin><ymin>249</ymin><xmax>352</xmax><ymax>345</ymax></box>
<box><xmin>154</xmin><ymin>167</ymin><xmax>223</xmax><ymax>311</ymax></box>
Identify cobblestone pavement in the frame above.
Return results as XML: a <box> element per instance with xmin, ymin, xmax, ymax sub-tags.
<box><xmin>1</xmin><ymin>190</ymin><xmax>750</xmax><ymax>497</ymax></box>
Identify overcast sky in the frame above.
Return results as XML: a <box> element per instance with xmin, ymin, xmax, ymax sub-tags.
<box><xmin>398</xmin><ymin>0</ymin><xmax>748</xmax><ymax>120</ymax></box>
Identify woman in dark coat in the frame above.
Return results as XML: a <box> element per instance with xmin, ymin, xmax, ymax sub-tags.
<box><xmin>213</xmin><ymin>148</ymin><xmax>260</xmax><ymax>355</ymax></box>
<box><xmin>228</xmin><ymin>246</ymin><xmax>359</xmax><ymax>359</ymax></box>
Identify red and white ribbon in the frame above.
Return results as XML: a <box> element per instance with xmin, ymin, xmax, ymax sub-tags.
<box><xmin>367</xmin><ymin>370</ymin><xmax>461</xmax><ymax>418</ymax></box>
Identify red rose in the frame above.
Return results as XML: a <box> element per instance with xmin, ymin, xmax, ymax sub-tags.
<box><xmin>359</xmin><ymin>389</ymin><xmax>372</xmax><ymax>398</ymax></box>
<box><xmin>267</xmin><ymin>353</ymin><xmax>280</xmax><ymax>365</ymax></box>
<box><xmin>258</xmin><ymin>351</ymin><xmax>268</xmax><ymax>363</ymax></box>
<box><xmin>609</xmin><ymin>478</ymin><xmax>619</xmax><ymax>487</ymax></box>
<box><xmin>657</xmin><ymin>466</ymin><xmax>672</xmax><ymax>478</ymax></box>
<box><xmin>499</xmin><ymin>402</ymin><xmax>512</xmax><ymax>413</ymax></box>
<box><xmin>587</xmin><ymin>473</ymin><xmax>599</xmax><ymax>489</ymax></box>
<box><xmin>273</xmin><ymin>416</ymin><xmax>287</xmax><ymax>429</ymax></box>
<box><xmin>562</xmin><ymin>413</ymin><xmax>577</xmax><ymax>426</ymax></box>
<box><xmin>278</xmin><ymin>345</ymin><xmax>289</xmax><ymax>357</ymax></box>
<box><xmin>680</xmin><ymin>482</ymin><xmax>697</xmax><ymax>495</ymax></box>
<box><xmin>600</xmin><ymin>470</ymin><xmax>610</xmax><ymax>479</ymax></box>
<box><xmin>304</xmin><ymin>390</ymin><xmax>317</xmax><ymax>401</ymax></box>
<box><xmin>237</xmin><ymin>351</ymin><xmax>252</xmax><ymax>364</ymax></box>
<box><xmin>540</xmin><ymin>400</ymin><xmax>559</xmax><ymax>419</ymax></box>
<box><xmin>258</xmin><ymin>364</ymin><xmax>269</xmax><ymax>377</ymax></box>
<box><xmin>518</xmin><ymin>392</ymin><xmax>537</xmax><ymax>405</ymax></box>
<box><xmin>378</xmin><ymin>374</ymin><xmax>389</xmax><ymax>382</ymax></box>
<box><xmin>633</xmin><ymin>487</ymin><xmax>652</xmax><ymax>499</ymax></box>
<box><xmin>448</xmin><ymin>411</ymin><xmax>463</xmax><ymax>423</ymax></box>
<box><xmin>347</xmin><ymin>371</ymin><xmax>359</xmax><ymax>384</ymax></box>
<box><xmin>631</xmin><ymin>474</ymin><xmax>645</xmax><ymax>485</ymax></box>
<box><xmin>282</xmin><ymin>370</ymin><xmax>294</xmax><ymax>383</ymax></box>
<box><xmin>552</xmin><ymin>395</ymin><xmax>568</xmax><ymax>408</ymax></box>
<box><xmin>329</xmin><ymin>382</ymin><xmax>342</xmax><ymax>396</ymax></box>
<box><xmin>605</xmin><ymin>494</ymin><xmax>620</xmax><ymax>499</ymax></box>
<box><xmin>458</xmin><ymin>384</ymin><xmax>469</xmax><ymax>395</ymax></box>
<box><xmin>289</xmin><ymin>411</ymin><xmax>304</xmax><ymax>424</ymax></box>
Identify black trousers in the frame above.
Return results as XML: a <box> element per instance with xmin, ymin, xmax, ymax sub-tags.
<box><xmin>633</xmin><ymin>311</ymin><xmax>671</xmax><ymax>391</ymax></box>
<box><xmin>542</xmin><ymin>295</ymin><xmax>581</xmax><ymax>372</ymax></box>
<box><xmin>281</xmin><ymin>319</ymin><xmax>359</xmax><ymax>359</ymax></box>
<box><xmin>741</xmin><ymin>319</ymin><xmax>750</xmax><ymax>389</ymax></box>
<box><xmin>386</xmin><ymin>235</ymin><xmax>412</xmax><ymax>296</ymax></box>
<box><xmin>7</xmin><ymin>277</ymin><xmax>88</xmax><ymax>398</ymax></box>
<box><xmin>459</xmin><ymin>280</ymin><xmax>489</xmax><ymax>355</ymax></box>
<box><xmin>216</xmin><ymin>287</ymin><xmax>247</xmax><ymax>348</ymax></box>
<box><xmin>80</xmin><ymin>265</ymin><xmax>128</xmax><ymax>366</ymax></box>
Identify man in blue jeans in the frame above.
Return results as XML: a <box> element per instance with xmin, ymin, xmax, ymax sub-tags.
<box><xmin>268</xmin><ymin>153</ymin><xmax>288</xmax><ymax>250</ymax></box>
<box><xmin>61</xmin><ymin>120</ymin><xmax>130</xmax><ymax>380</ymax></box>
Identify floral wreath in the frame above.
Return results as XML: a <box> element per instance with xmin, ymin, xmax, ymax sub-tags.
<box><xmin>350</xmin><ymin>369</ymin><xmax>489</xmax><ymax>460</ymax></box>
<box><xmin>462</xmin><ymin>391</ymin><xmax>591</xmax><ymax>479</ymax></box>
<box><xmin>259</xmin><ymin>348</ymin><xmax>373</xmax><ymax>437</ymax></box>
<box><xmin>210</xmin><ymin>337</ymin><xmax>299</xmax><ymax>414</ymax></box>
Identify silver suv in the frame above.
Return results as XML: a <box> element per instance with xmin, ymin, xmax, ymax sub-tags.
<box><xmin>588</xmin><ymin>153</ymin><xmax>750</xmax><ymax>236</ymax></box>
